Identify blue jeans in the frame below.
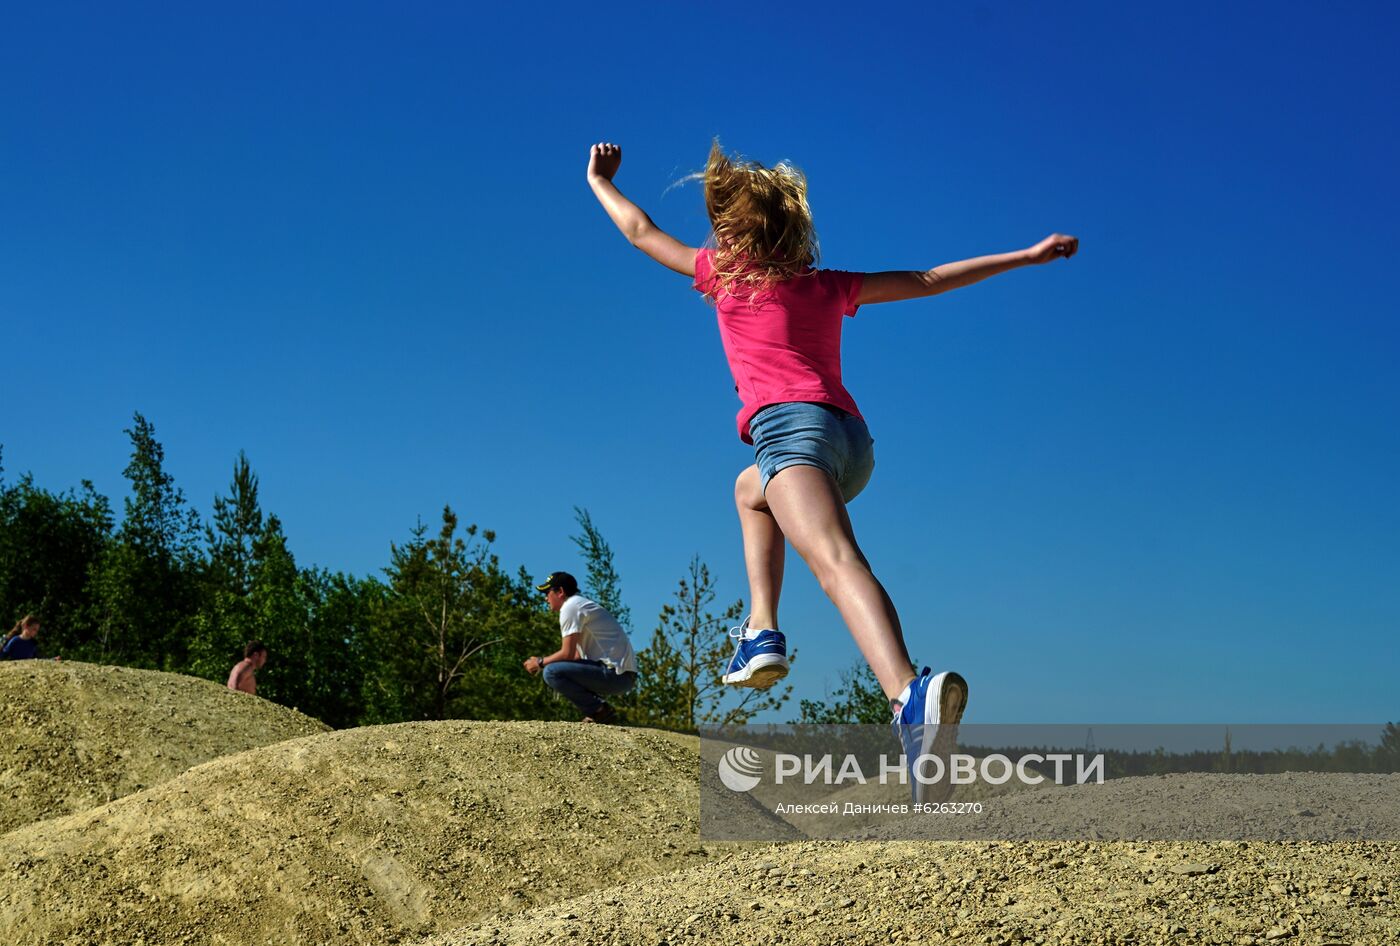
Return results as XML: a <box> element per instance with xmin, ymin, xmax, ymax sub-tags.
<box><xmin>750</xmin><ymin>401</ymin><xmax>876</xmax><ymax>501</ymax></box>
<box><xmin>542</xmin><ymin>660</ymin><xmax>637</xmax><ymax>716</ymax></box>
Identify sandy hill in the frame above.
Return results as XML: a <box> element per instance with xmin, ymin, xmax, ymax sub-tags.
<box><xmin>0</xmin><ymin>721</ymin><xmax>727</xmax><ymax>946</ymax></box>
<box><xmin>0</xmin><ymin>660</ymin><xmax>328</xmax><ymax>833</ymax></box>
<box><xmin>1</xmin><ymin>661</ymin><xmax>1394</xmax><ymax>946</ymax></box>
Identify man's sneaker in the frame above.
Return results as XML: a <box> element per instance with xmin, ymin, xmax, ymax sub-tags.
<box><xmin>721</xmin><ymin>617</ymin><xmax>789</xmax><ymax>689</ymax></box>
<box><xmin>584</xmin><ymin>703</ymin><xmax>616</xmax><ymax>724</ymax></box>
<box><xmin>891</xmin><ymin>667</ymin><xmax>969</xmax><ymax>804</ymax></box>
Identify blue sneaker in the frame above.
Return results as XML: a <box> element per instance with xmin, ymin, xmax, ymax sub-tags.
<box><xmin>891</xmin><ymin>667</ymin><xmax>969</xmax><ymax>804</ymax></box>
<box><xmin>721</xmin><ymin>617</ymin><xmax>790</xmax><ymax>689</ymax></box>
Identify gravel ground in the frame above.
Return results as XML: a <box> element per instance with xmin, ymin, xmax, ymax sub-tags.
<box><xmin>0</xmin><ymin>660</ymin><xmax>327</xmax><ymax>833</ymax></box>
<box><xmin>711</xmin><ymin>772</ymin><xmax>1400</xmax><ymax>842</ymax></box>
<box><xmin>418</xmin><ymin>838</ymin><xmax>1400</xmax><ymax>946</ymax></box>
<box><xmin>848</xmin><ymin>773</ymin><xmax>1400</xmax><ymax>842</ymax></box>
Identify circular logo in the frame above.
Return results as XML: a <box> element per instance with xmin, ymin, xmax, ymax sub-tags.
<box><xmin>718</xmin><ymin>746</ymin><xmax>763</xmax><ymax>793</ymax></box>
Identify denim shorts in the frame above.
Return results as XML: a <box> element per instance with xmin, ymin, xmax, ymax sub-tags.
<box><xmin>750</xmin><ymin>401</ymin><xmax>875</xmax><ymax>501</ymax></box>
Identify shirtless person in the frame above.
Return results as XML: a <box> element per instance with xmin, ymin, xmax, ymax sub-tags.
<box><xmin>227</xmin><ymin>641</ymin><xmax>268</xmax><ymax>695</ymax></box>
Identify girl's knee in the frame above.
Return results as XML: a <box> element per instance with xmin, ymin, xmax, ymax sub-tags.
<box><xmin>735</xmin><ymin>466</ymin><xmax>765</xmax><ymax>510</ymax></box>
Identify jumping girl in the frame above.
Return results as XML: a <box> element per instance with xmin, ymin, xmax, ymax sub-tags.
<box><xmin>587</xmin><ymin>141</ymin><xmax>1077</xmax><ymax>785</ymax></box>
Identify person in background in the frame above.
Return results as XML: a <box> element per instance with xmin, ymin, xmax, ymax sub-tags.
<box><xmin>525</xmin><ymin>571</ymin><xmax>638</xmax><ymax>724</ymax></box>
<box><xmin>2</xmin><ymin>615</ymin><xmax>58</xmax><ymax>661</ymax></box>
<box><xmin>227</xmin><ymin>640</ymin><xmax>268</xmax><ymax>694</ymax></box>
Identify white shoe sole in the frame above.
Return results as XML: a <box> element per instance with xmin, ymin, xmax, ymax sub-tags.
<box><xmin>722</xmin><ymin>654</ymin><xmax>790</xmax><ymax>690</ymax></box>
<box><xmin>926</xmin><ymin>671</ymin><xmax>968</xmax><ymax>726</ymax></box>
<box><xmin>913</xmin><ymin>671</ymin><xmax>968</xmax><ymax>805</ymax></box>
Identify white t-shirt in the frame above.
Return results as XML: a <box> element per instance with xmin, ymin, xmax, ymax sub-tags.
<box><xmin>558</xmin><ymin>595</ymin><xmax>637</xmax><ymax>674</ymax></box>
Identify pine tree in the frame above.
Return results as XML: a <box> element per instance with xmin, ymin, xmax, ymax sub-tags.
<box><xmin>1378</xmin><ymin>722</ymin><xmax>1400</xmax><ymax>772</ymax></box>
<box><xmin>570</xmin><ymin>507</ymin><xmax>629</xmax><ymax>628</ymax></box>
<box><xmin>300</xmin><ymin>568</ymin><xmax>374</xmax><ymax>729</ymax></box>
<box><xmin>92</xmin><ymin>413</ymin><xmax>202</xmax><ymax>668</ymax></box>
<box><xmin>207</xmin><ymin>451</ymin><xmax>262</xmax><ymax>597</ymax></box>
<box><xmin>372</xmin><ymin>507</ymin><xmax>507</xmax><ymax>720</ymax></box>
<box><xmin>188</xmin><ymin>452</ymin><xmax>263</xmax><ymax>683</ymax></box>
<box><xmin>797</xmin><ymin>660</ymin><xmax>890</xmax><ymax>724</ymax></box>
<box><xmin>453</xmin><ymin>565</ymin><xmax>576</xmax><ymax>722</ymax></box>
<box><xmin>117</xmin><ymin>413</ymin><xmax>201</xmax><ymax>565</ymax></box>
<box><xmin>635</xmin><ymin>556</ymin><xmax>792</xmax><ymax>731</ymax></box>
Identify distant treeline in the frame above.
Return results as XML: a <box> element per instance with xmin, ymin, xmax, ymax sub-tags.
<box><xmin>706</xmin><ymin>724</ymin><xmax>1400</xmax><ymax>776</ymax></box>
<box><xmin>0</xmin><ymin>413</ymin><xmax>792</xmax><ymax>731</ymax></box>
<box><xmin>963</xmin><ymin>732</ymin><xmax>1400</xmax><ymax>777</ymax></box>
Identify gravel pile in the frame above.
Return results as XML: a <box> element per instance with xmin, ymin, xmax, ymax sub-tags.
<box><xmin>2</xmin><ymin>663</ymin><xmax>1393</xmax><ymax>945</ymax></box>
<box><xmin>0</xmin><ymin>660</ymin><xmax>327</xmax><ymax>832</ymax></box>
<box><xmin>0</xmin><ymin>721</ymin><xmax>706</xmax><ymax>945</ymax></box>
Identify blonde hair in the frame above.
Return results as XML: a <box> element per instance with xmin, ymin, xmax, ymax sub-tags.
<box><xmin>701</xmin><ymin>140</ymin><xmax>818</xmax><ymax>297</ymax></box>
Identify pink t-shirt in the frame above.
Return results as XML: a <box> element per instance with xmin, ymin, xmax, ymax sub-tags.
<box><xmin>693</xmin><ymin>248</ymin><xmax>865</xmax><ymax>444</ymax></box>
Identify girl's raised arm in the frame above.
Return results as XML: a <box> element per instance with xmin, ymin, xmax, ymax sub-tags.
<box><xmin>587</xmin><ymin>142</ymin><xmax>697</xmax><ymax>277</ymax></box>
<box><xmin>855</xmin><ymin>234</ymin><xmax>1078</xmax><ymax>306</ymax></box>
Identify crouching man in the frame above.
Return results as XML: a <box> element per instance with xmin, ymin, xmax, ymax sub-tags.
<box><xmin>525</xmin><ymin>571</ymin><xmax>637</xmax><ymax>724</ymax></box>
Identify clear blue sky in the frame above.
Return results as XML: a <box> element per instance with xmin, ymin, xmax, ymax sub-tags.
<box><xmin>3</xmin><ymin>2</ymin><xmax>1396</xmax><ymax>722</ymax></box>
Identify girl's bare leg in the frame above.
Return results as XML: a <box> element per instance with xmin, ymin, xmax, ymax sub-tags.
<box><xmin>735</xmin><ymin>465</ymin><xmax>784</xmax><ymax>630</ymax></box>
<box><xmin>761</xmin><ymin>464</ymin><xmax>917</xmax><ymax>700</ymax></box>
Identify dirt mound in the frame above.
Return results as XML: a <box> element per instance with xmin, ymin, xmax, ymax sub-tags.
<box><xmin>699</xmin><ymin>756</ymin><xmax>804</xmax><ymax>842</ymax></box>
<box><xmin>419</xmin><ymin>838</ymin><xmax>1400</xmax><ymax>946</ymax></box>
<box><xmin>0</xmin><ymin>721</ymin><xmax>709</xmax><ymax>946</ymax></box>
<box><xmin>0</xmin><ymin>660</ymin><xmax>328</xmax><ymax>833</ymax></box>
<box><xmin>3</xmin><ymin>684</ymin><xmax>1392</xmax><ymax>946</ymax></box>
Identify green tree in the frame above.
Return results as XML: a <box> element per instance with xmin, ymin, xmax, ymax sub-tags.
<box><xmin>796</xmin><ymin>660</ymin><xmax>890</xmax><ymax>724</ymax></box>
<box><xmin>207</xmin><ymin>451</ymin><xmax>262</xmax><ymax>597</ymax></box>
<box><xmin>186</xmin><ymin>588</ymin><xmax>250</xmax><ymax>683</ymax></box>
<box><xmin>0</xmin><ymin>461</ymin><xmax>113</xmax><ymax>656</ymax></box>
<box><xmin>1379</xmin><ymin>722</ymin><xmax>1400</xmax><ymax>772</ymax></box>
<box><xmin>570</xmin><ymin>507</ymin><xmax>629</xmax><ymax>628</ymax></box>
<box><xmin>243</xmin><ymin>516</ymin><xmax>307</xmax><ymax>701</ymax></box>
<box><xmin>367</xmin><ymin>508</ymin><xmax>510</xmax><ymax>721</ymax></box>
<box><xmin>298</xmin><ymin>568</ymin><xmax>376</xmax><ymax>728</ymax></box>
<box><xmin>91</xmin><ymin>413</ymin><xmax>203</xmax><ymax>668</ymax></box>
<box><xmin>188</xmin><ymin>453</ymin><xmax>264</xmax><ymax>682</ymax></box>
<box><xmin>633</xmin><ymin>556</ymin><xmax>792</xmax><ymax>731</ymax></box>
<box><xmin>116</xmin><ymin>413</ymin><xmax>202</xmax><ymax>565</ymax></box>
<box><xmin>227</xmin><ymin>515</ymin><xmax>363</xmax><ymax>727</ymax></box>
<box><xmin>451</xmin><ymin>566</ymin><xmax>576</xmax><ymax>722</ymax></box>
